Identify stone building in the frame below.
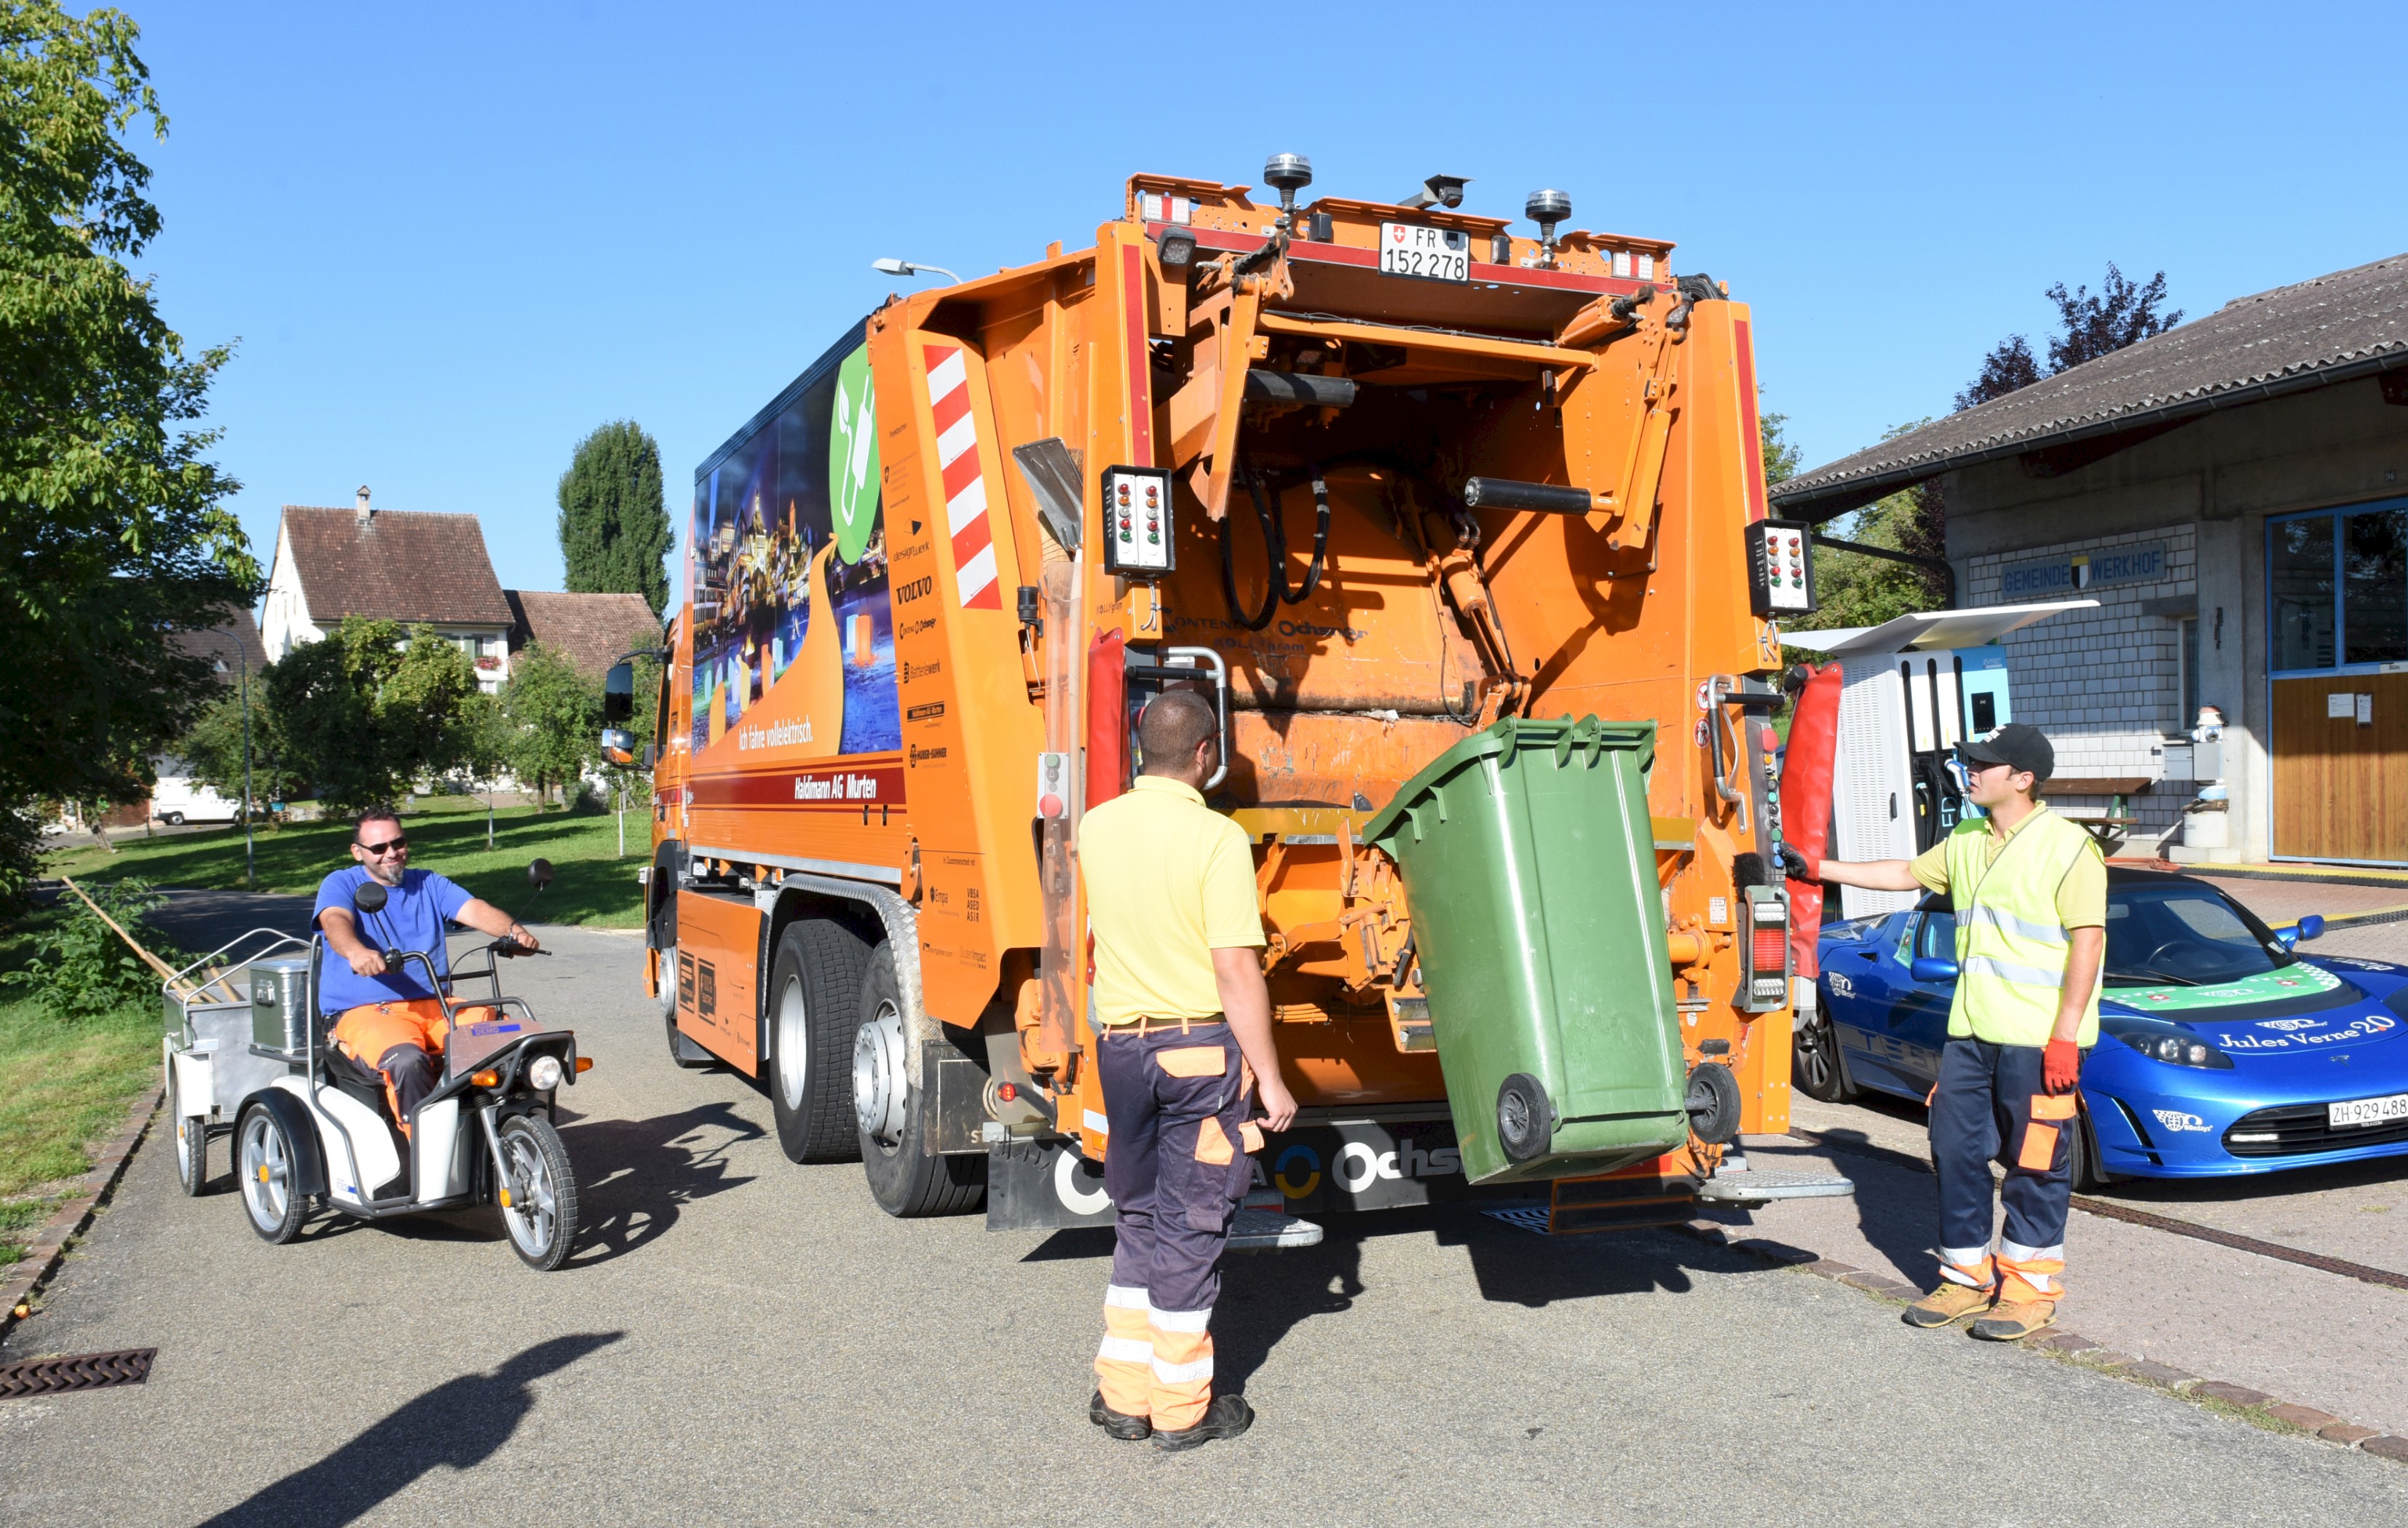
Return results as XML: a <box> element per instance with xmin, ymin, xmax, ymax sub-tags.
<box><xmin>1773</xmin><ymin>253</ymin><xmax>2408</xmax><ymax>866</ymax></box>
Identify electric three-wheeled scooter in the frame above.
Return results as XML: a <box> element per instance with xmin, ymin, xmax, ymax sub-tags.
<box><xmin>229</xmin><ymin>860</ymin><xmax>588</xmax><ymax>1270</ymax></box>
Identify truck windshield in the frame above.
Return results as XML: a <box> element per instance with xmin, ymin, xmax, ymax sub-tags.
<box><xmin>2102</xmin><ymin>882</ymin><xmax>2291</xmax><ymax>987</ymax></box>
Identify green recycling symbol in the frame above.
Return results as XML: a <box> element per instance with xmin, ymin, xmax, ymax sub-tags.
<box><xmin>829</xmin><ymin>343</ymin><xmax>880</xmax><ymax>563</ymax></box>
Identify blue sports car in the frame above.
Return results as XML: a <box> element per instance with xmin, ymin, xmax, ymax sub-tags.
<box><xmin>1799</xmin><ymin>868</ymin><xmax>2408</xmax><ymax>1185</ymax></box>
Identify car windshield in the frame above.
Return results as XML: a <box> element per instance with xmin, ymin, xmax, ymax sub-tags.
<box><xmin>2103</xmin><ymin>882</ymin><xmax>2290</xmax><ymax>987</ymax></box>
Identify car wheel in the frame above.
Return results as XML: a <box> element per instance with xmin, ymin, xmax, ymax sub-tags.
<box><xmin>769</xmin><ymin>919</ymin><xmax>869</xmax><ymax>1164</ymax></box>
<box><xmin>1793</xmin><ymin>1003</ymin><xmax>1858</xmax><ymax>1103</ymax></box>
<box><xmin>854</xmin><ymin>942</ymin><xmax>984</xmax><ymax>1217</ymax></box>
<box><xmin>163</xmin><ymin>812</ymin><xmax>184</xmax><ymax>826</ymax></box>
<box><xmin>236</xmin><ymin>1104</ymin><xmax>306</xmax><ymax>1244</ymax></box>
<box><xmin>497</xmin><ymin>1113</ymin><xmax>580</xmax><ymax>1272</ymax></box>
<box><xmin>170</xmin><ymin>1072</ymin><xmax>210</xmax><ymax>1196</ymax></box>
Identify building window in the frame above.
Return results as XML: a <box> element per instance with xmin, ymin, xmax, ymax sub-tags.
<box><xmin>2179</xmin><ymin>617</ymin><xmax>2199</xmax><ymax>727</ymax></box>
<box><xmin>2345</xmin><ymin>507</ymin><xmax>2408</xmax><ymax>665</ymax></box>
<box><xmin>2270</xmin><ymin>515</ymin><xmax>2335</xmax><ymax>670</ymax></box>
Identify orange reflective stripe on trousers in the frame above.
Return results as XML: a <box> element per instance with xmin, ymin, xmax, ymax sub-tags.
<box><xmin>1094</xmin><ymin>1284</ymin><xmax>1153</xmax><ymax>1418</ymax></box>
<box><xmin>1145</xmin><ymin>1302</ymin><xmax>1214</xmax><ymax>1432</ymax></box>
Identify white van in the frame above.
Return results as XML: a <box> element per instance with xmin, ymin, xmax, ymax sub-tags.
<box><xmin>152</xmin><ymin>762</ymin><xmax>242</xmax><ymax>826</ymax></box>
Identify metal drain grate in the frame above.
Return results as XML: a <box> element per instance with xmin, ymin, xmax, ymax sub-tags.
<box><xmin>0</xmin><ymin>1347</ymin><xmax>156</xmax><ymax>1398</ymax></box>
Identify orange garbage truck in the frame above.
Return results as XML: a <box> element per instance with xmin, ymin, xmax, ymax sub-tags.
<box><xmin>608</xmin><ymin>158</ymin><xmax>1852</xmax><ymax>1235</ymax></box>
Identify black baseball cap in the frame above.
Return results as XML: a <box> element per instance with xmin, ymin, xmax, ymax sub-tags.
<box><xmin>1958</xmin><ymin>723</ymin><xmax>2053</xmax><ymax>782</ymax></box>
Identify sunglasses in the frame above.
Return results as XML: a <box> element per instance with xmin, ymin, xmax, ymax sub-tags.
<box><xmin>358</xmin><ymin>836</ymin><xmax>408</xmax><ymax>856</ymax></box>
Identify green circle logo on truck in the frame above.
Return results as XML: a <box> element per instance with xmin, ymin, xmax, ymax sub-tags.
<box><xmin>829</xmin><ymin>343</ymin><xmax>880</xmax><ymax>564</ymax></box>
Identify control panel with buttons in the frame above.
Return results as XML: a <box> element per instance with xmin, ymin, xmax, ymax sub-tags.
<box><xmin>1743</xmin><ymin>519</ymin><xmax>1816</xmax><ymax>618</ymax></box>
<box><xmin>1100</xmin><ymin>464</ymin><xmax>1175</xmax><ymax>578</ymax></box>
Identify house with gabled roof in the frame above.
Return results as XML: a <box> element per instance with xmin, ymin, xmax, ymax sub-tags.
<box><xmin>261</xmin><ymin>486</ymin><xmax>519</xmax><ymax>692</ymax></box>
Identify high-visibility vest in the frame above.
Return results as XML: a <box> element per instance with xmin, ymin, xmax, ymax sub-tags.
<box><xmin>1944</xmin><ymin>807</ymin><xmax>2101</xmax><ymax>1048</ymax></box>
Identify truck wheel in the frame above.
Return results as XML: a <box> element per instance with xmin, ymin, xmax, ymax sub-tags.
<box><xmin>768</xmin><ymin>919</ymin><xmax>867</xmax><ymax>1163</ymax></box>
<box><xmin>660</xmin><ymin>949</ymin><xmax>711</xmax><ymax>1069</ymax></box>
<box><xmin>170</xmin><ymin>1072</ymin><xmax>210</xmax><ymax>1196</ymax></box>
<box><xmin>854</xmin><ymin>943</ymin><xmax>984</xmax><ymax>1217</ymax></box>
<box><xmin>236</xmin><ymin>1104</ymin><xmax>306</xmax><ymax>1244</ymax></box>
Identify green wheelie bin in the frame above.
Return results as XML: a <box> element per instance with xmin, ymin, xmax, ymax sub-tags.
<box><xmin>1364</xmin><ymin>716</ymin><xmax>1689</xmax><ymax>1185</ymax></box>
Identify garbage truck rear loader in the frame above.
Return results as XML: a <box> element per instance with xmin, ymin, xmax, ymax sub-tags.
<box><xmin>623</xmin><ymin>161</ymin><xmax>1851</xmax><ymax>1233</ymax></box>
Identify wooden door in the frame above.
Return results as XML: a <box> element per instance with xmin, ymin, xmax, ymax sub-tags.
<box><xmin>2272</xmin><ymin>675</ymin><xmax>2408</xmax><ymax>861</ymax></box>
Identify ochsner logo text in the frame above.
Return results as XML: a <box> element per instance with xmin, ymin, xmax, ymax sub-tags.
<box><xmin>1335</xmin><ymin>1137</ymin><xmax>1460</xmax><ymax>1193</ymax></box>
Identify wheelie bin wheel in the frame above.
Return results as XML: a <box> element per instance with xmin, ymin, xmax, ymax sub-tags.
<box><xmin>1496</xmin><ymin>1073</ymin><xmax>1553</xmax><ymax>1163</ymax></box>
<box><xmin>236</xmin><ymin>1104</ymin><xmax>306</xmax><ymax>1244</ymax></box>
<box><xmin>497</xmin><ymin>1113</ymin><xmax>580</xmax><ymax>1272</ymax></box>
<box><xmin>1685</xmin><ymin>1061</ymin><xmax>1743</xmax><ymax>1145</ymax></box>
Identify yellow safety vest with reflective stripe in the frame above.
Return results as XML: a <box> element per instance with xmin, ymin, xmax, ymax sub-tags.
<box><xmin>1943</xmin><ymin>807</ymin><xmax>2101</xmax><ymax>1048</ymax></box>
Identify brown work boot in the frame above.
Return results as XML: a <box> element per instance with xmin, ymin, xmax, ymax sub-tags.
<box><xmin>1902</xmin><ymin>1281</ymin><xmax>1995</xmax><ymax>1329</ymax></box>
<box><xmin>1152</xmin><ymin>1393</ymin><xmax>1254</xmax><ymax>1452</ymax></box>
<box><xmin>1089</xmin><ymin>1390</ymin><xmax>1150</xmax><ymax>1441</ymax></box>
<box><xmin>1970</xmin><ymin>1299</ymin><xmax>2056</xmax><ymax>1341</ymax></box>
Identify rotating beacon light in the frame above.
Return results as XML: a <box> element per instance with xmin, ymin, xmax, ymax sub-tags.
<box><xmin>1525</xmin><ymin>189</ymin><xmax>1571</xmax><ymax>268</ymax></box>
<box><xmin>1263</xmin><ymin>153</ymin><xmax>1313</xmax><ymax>234</ymax></box>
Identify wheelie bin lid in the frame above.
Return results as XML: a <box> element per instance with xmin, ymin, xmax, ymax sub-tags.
<box><xmin>1362</xmin><ymin>715</ymin><xmax>1657</xmax><ymax>850</ymax></box>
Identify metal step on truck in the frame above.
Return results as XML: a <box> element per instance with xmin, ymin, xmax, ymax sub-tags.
<box><xmin>601</xmin><ymin>157</ymin><xmax>1853</xmax><ymax>1241</ymax></box>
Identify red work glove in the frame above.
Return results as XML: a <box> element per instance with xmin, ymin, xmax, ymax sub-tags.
<box><xmin>2042</xmin><ymin>1037</ymin><xmax>2081</xmax><ymax>1093</ymax></box>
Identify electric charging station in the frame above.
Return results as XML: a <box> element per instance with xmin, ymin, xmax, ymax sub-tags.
<box><xmin>1785</xmin><ymin>601</ymin><xmax>2095</xmax><ymax>919</ymax></box>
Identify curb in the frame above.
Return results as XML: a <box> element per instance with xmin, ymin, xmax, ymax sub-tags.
<box><xmin>0</xmin><ymin>1084</ymin><xmax>162</xmax><ymax>1344</ymax></box>
<box><xmin>1679</xmin><ymin>1220</ymin><xmax>2408</xmax><ymax>1464</ymax></box>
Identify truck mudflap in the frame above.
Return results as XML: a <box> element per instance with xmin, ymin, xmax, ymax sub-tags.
<box><xmin>986</xmin><ymin>1113</ymin><xmax>1483</xmax><ymax>1235</ymax></box>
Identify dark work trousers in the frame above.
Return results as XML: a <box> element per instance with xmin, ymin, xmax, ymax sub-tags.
<box><xmin>1092</xmin><ymin>1019</ymin><xmax>1255</xmax><ymax>1429</ymax></box>
<box><xmin>1930</xmin><ymin>1037</ymin><xmax>2077</xmax><ymax>1305</ymax></box>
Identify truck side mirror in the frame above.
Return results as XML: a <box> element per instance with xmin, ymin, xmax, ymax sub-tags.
<box><xmin>602</xmin><ymin>661</ymin><xmax>635</xmax><ymax>724</ymax></box>
<box><xmin>352</xmin><ymin>881</ymin><xmax>389</xmax><ymax>915</ymax></box>
<box><xmin>641</xmin><ymin>743</ymin><xmax>658</xmax><ymax>769</ymax></box>
<box><xmin>528</xmin><ymin>858</ymin><xmax>555</xmax><ymax>890</ymax></box>
<box><xmin>601</xmin><ymin>727</ymin><xmax>637</xmax><ymax>767</ymax></box>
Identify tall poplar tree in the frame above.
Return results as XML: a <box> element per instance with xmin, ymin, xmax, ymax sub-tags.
<box><xmin>557</xmin><ymin>420</ymin><xmax>671</xmax><ymax>615</ymax></box>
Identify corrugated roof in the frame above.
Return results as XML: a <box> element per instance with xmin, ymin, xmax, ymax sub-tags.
<box><xmin>1772</xmin><ymin>252</ymin><xmax>2408</xmax><ymax>518</ymax></box>
<box><xmin>505</xmin><ymin>590</ymin><xmax>658</xmax><ymax>678</ymax></box>
<box><xmin>279</xmin><ymin>506</ymin><xmax>513</xmax><ymax>627</ymax></box>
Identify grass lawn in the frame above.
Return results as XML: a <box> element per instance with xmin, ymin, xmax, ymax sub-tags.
<box><xmin>0</xmin><ymin>912</ymin><xmax>161</xmax><ymax>1268</ymax></box>
<box><xmin>46</xmin><ymin>796</ymin><xmax>650</xmax><ymax>928</ymax></box>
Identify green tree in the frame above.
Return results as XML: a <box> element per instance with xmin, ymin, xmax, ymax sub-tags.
<box><xmin>250</xmin><ymin>618</ymin><xmax>480</xmax><ymax>813</ymax></box>
<box><xmin>558</xmin><ymin>421</ymin><xmax>671</xmax><ymax>617</ymax></box>
<box><xmin>600</xmin><ymin>654</ymin><xmax>660</xmax><ymax>857</ymax></box>
<box><xmin>457</xmin><ymin>690</ymin><xmax>514</xmax><ymax>849</ymax></box>
<box><xmin>0</xmin><ymin>3</ymin><xmax>256</xmax><ymax>909</ymax></box>
<box><xmin>500</xmin><ymin>643</ymin><xmax>598</xmax><ymax>806</ymax></box>
<box><xmin>1760</xmin><ymin>405</ymin><xmax>1803</xmax><ymax>487</ymax></box>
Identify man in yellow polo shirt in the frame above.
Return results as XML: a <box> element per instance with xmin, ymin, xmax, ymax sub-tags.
<box><xmin>1077</xmin><ymin>689</ymin><xmax>1298</xmax><ymax>1452</ymax></box>
<box><xmin>1799</xmin><ymin>723</ymin><xmax>2104</xmax><ymax>1341</ymax></box>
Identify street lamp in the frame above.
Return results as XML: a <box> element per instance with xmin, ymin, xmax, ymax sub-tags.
<box><xmin>212</xmin><ymin>632</ymin><xmax>256</xmax><ymax>887</ymax></box>
<box><xmin>872</xmin><ymin>257</ymin><xmax>960</xmax><ymax>284</ymax></box>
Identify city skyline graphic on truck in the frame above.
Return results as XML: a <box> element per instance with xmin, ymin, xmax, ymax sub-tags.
<box><xmin>688</xmin><ymin>334</ymin><xmax>900</xmax><ymax>761</ymax></box>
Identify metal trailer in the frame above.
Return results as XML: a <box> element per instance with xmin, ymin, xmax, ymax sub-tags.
<box><xmin>159</xmin><ymin>930</ymin><xmax>314</xmax><ymax>1198</ymax></box>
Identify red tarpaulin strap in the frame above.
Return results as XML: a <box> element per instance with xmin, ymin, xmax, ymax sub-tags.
<box><xmin>1086</xmin><ymin>629</ymin><xmax>1127</xmax><ymax>808</ymax></box>
<box><xmin>1781</xmin><ymin>662</ymin><xmax>1841</xmax><ymax>980</ymax></box>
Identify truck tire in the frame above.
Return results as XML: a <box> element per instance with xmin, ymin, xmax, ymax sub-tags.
<box><xmin>767</xmin><ymin>919</ymin><xmax>867</xmax><ymax>1163</ymax></box>
<box><xmin>854</xmin><ymin>942</ymin><xmax>984</xmax><ymax>1217</ymax></box>
<box><xmin>660</xmin><ymin>949</ymin><xmax>712</xmax><ymax>1069</ymax></box>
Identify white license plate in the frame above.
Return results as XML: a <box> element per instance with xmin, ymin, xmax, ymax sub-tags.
<box><xmin>2328</xmin><ymin>1091</ymin><xmax>2408</xmax><ymax>1128</ymax></box>
<box><xmin>1379</xmin><ymin>223</ymin><xmax>1471</xmax><ymax>282</ymax></box>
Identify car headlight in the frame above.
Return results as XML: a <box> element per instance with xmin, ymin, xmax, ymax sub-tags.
<box><xmin>2101</xmin><ymin>1016</ymin><xmax>2233</xmax><ymax>1070</ymax></box>
<box><xmin>528</xmin><ymin>1055</ymin><xmax>564</xmax><ymax>1090</ymax></box>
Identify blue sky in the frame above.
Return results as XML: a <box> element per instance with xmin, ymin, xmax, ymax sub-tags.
<box><xmin>130</xmin><ymin>1</ymin><xmax>2407</xmax><ymax>595</ymax></box>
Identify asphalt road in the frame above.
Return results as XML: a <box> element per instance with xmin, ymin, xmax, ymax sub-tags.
<box><xmin>5</xmin><ymin>921</ymin><xmax>2407</xmax><ymax>1527</ymax></box>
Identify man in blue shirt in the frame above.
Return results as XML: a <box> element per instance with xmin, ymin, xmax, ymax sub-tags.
<box><xmin>315</xmin><ymin>809</ymin><xmax>538</xmax><ymax>1130</ymax></box>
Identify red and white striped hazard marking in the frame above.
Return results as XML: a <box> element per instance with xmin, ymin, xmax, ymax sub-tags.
<box><xmin>923</xmin><ymin>344</ymin><xmax>1000</xmax><ymax>610</ymax></box>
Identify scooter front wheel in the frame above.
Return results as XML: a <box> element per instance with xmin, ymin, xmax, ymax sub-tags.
<box><xmin>497</xmin><ymin>1113</ymin><xmax>579</xmax><ymax>1272</ymax></box>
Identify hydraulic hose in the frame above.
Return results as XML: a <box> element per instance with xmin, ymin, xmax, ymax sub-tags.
<box><xmin>1220</xmin><ymin>463</ymin><xmax>1284</xmax><ymax>631</ymax></box>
